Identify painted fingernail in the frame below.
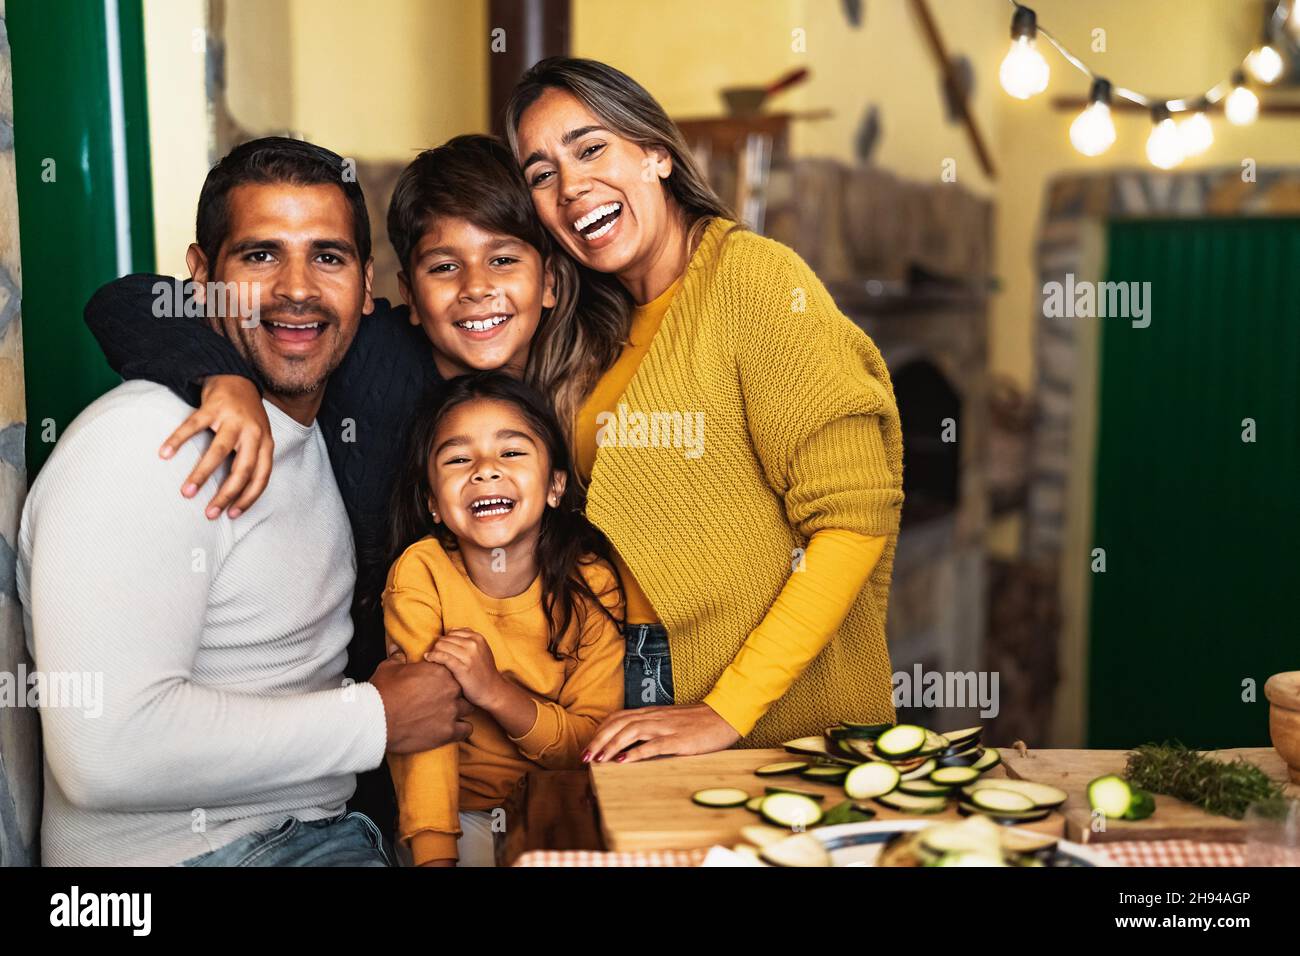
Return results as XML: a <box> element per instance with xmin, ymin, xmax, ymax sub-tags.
<box><xmin>205</xmin><ymin>506</ymin><xmax>220</xmax><ymax>520</ymax></box>
<box><xmin>581</xmin><ymin>751</ymin><xmax>591</xmax><ymax>763</ymax></box>
<box><xmin>228</xmin><ymin>507</ymin><xmax>242</xmax><ymax>519</ymax></box>
<box><xmin>182</xmin><ymin>483</ymin><xmax>198</xmax><ymax>497</ymax></box>
<box><xmin>159</xmin><ymin>446</ymin><xmax>174</xmax><ymax>460</ymax></box>
<box><xmin>615</xmin><ymin>753</ymin><xmax>627</xmax><ymax>763</ymax></box>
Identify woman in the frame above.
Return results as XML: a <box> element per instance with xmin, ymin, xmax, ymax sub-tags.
<box><xmin>503</xmin><ymin>58</ymin><xmax>904</xmax><ymax>761</ymax></box>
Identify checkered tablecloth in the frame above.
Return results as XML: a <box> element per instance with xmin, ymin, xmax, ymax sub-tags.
<box><xmin>513</xmin><ymin>840</ymin><xmax>1246</xmax><ymax>867</ymax></box>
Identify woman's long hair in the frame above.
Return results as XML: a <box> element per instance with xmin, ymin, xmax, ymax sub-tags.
<box><xmin>504</xmin><ymin>57</ymin><xmax>736</xmax><ymax>445</ymax></box>
<box><xmin>385</xmin><ymin>372</ymin><xmax>624</xmax><ymax>660</ymax></box>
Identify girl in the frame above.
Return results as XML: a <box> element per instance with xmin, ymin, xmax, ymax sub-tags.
<box><xmin>383</xmin><ymin>371</ymin><xmax>624</xmax><ymax>866</ymax></box>
<box><xmin>504</xmin><ymin>57</ymin><xmax>905</xmax><ymax>758</ymax></box>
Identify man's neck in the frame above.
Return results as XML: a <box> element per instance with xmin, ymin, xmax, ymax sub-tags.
<box><xmin>265</xmin><ymin>391</ymin><xmax>323</xmax><ymax>427</ymax></box>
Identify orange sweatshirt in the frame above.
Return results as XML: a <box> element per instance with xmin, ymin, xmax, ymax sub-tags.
<box><xmin>382</xmin><ymin>538</ymin><xmax>624</xmax><ymax>864</ymax></box>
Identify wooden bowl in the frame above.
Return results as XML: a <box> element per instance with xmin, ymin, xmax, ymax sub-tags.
<box><xmin>1264</xmin><ymin>672</ymin><xmax>1300</xmax><ymax>784</ymax></box>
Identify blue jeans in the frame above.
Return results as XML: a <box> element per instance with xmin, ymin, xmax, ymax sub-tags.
<box><xmin>623</xmin><ymin>623</ymin><xmax>675</xmax><ymax>708</ymax></box>
<box><xmin>178</xmin><ymin>811</ymin><xmax>390</xmax><ymax>867</ymax></box>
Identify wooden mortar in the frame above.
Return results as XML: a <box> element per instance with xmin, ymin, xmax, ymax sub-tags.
<box><xmin>1265</xmin><ymin>671</ymin><xmax>1300</xmax><ymax>784</ymax></box>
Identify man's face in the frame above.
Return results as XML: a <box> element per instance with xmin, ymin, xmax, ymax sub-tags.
<box><xmin>188</xmin><ymin>182</ymin><xmax>372</xmax><ymax>402</ymax></box>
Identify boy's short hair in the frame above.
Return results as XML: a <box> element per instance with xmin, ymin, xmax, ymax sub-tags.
<box><xmin>386</xmin><ymin>134</ymin><xmax>553</xmax><ymax>273</ymax></box>
<box><xmin>195</xmin><ymin>136</ymin><xmax>371</xmax><ymax>265</ymax></box>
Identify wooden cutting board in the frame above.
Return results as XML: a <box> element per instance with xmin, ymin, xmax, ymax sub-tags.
<box><xmin>1000</xmin><ymin>747</ymin><xmax>1297</xmax><ymax>844</ymax></box>
<box><xmin>590</xmin><ymin>747</ymin><xmax>1064</xmax><ymax>852</ymax></box>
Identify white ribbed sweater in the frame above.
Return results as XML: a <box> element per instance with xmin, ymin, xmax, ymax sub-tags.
<box><xmin>16</xmin><ymin>381</ymin><xmax>387</xmax><ymax>866</ymax></box>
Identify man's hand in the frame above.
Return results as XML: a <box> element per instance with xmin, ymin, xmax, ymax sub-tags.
<box><xmin>368</xmin><ymin>656</ymin><xmax>473</xmax><ymax>754</ymax></box>
<box><xmin>423</xmin><ymin>628</ymin><xmax>506</xmax><ymax>709</ymax></box>
<box><xmin>161</xmin><ymin>374</ymin><xmax>273</xmax><ymax>520</ymax></box>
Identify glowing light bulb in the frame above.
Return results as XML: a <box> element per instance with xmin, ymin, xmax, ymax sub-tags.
<box><xmin>1179</xmin><ymin>108</ymin><xmax>1214</xmax><ymax>157</ymax></box>
<box><xmin>1246</xmin><ymin>44</ymin><xmax>1285</xmax><ymax>84</ymax></box>
<box><xmin>1000</xmin><ymin>7</ymin><xmax>1050</xmax><ymax>100</ymax></box>
<box><xmin>1146</xmin><ymin>105</ymin><xmax>1184</xmax><ymax>169</ymax></box>
<box><xmin>1069</xmin><ymin>78</ymin><xmax>1116</xmax><ymax>156</ymax></box>
<box><xmin>1225</xmin><ymin>74</ymin><xmax>1260</xmax><ymax>125</ymax></box>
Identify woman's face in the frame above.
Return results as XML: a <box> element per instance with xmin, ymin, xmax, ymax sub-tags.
<box><xmin>398</xmin><ymin>216</ymin><xmax>555</xmax><ymax>381</ymax></box>
<box><xmin>427</xmin><ymin>397</ymin><xmax>565</xmax><ymax>555</ymax></box>
<box><xmin>515</xmin><ymin>88</ymin><xmax>674</xmax><ymax>279</ymax></box>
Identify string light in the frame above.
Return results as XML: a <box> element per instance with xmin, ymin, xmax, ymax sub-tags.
<box><xmin>1225</xmin><ymin>72</ymin><xmax>1260</xmax><ymax>125</ymax></box>
<box><xmin>1146</xmin><ymin>104</ymin><xmax>1184</xmax><ymax>169</ymax></box>
<box><xmin>1000</xmin><ymin>0</ymin><xmax>1291</xmax><ymax>167</ymax></box>
<box><xmin>999</xmin><ymin>5</ymin><xmax>1050</xmax><ymax>99</ymax></box>
<box><xmin>1069</xmin><ymin>78</ymin><xmax>1116</xmax><ymax>156</ymax></box>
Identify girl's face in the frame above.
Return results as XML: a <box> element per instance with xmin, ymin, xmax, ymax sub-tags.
<box><xmin>427</xmin><ymin>397</ymin><xmax>566</xmax><ymax>554</ymax></box>
<box><xmin>516</xmin><ymin>88</ymin><xmax>674</xmax><ymax>280</ymax></box>
<box><xmin>398</xmin><ymin>216</ymin><xmax>556</xmax><ymax>380</ymax></box>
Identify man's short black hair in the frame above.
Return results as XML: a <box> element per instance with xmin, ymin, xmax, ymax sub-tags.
<box><xmin>195</xmin><ymin>136</ymin><xmax>371</xmax><ymax>266</ymax></box>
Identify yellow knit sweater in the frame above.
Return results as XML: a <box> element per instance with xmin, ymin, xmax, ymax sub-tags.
<box><xmin>585</xmin><ymin>217</ymin><xmax>905</xmax><ymax>747</ymax></box>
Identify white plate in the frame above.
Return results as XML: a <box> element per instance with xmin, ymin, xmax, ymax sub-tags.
<box><xmin>811</xmin><ymin>819</ymin><xmax>1114</xmax><ymax>867</ymax></box>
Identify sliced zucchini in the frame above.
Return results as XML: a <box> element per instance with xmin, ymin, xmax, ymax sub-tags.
<box><xmin>843</xmin><ymin>761</ymin><xmax>901</xmax><ymax>800</ymax></box>
<box><xmin>745</xmin><ymin>796</ymin><xmax>765</xmax><ymax>813</ymax></box>
<box><xmin>759</xmin><ymin>832</ymin><xmax>831</xmax><ymax>867</ymax></box>
<box><xmin>898</xmin><ymin>778</ymin><xmax>952</xmax><ymax>797</ymax></box>
<box><xmin>845</xmin><ymin>738</ymin><xmax>878</xmax><ymax>760</ymax></box>
<box><xmin>1123</xmin><ymin>788</ymin><xmax>1156</xmax><ymax>821</ymax></box>
<box><xmin>783</xmin><ymin>736</ymin><xmax>832</xmax><ymax>758</ymax></box>
<box><xmin>900</xmin><ymin>758</ymin><xmax>938</xmax><ymax>781</ymax></box>
<box><xmin>969</xmin><ymin>788</ymin><xmax>1036</xmax><ymax>813</ymax></box>
<box><xmin>1087</xmin><ymin>774</ymin><xmax>1134</xmax><ymax>819</ymax></box>
<box><xmin>971</xmin><ymin>748</ymin><xmax>1002</xmax><ymax>772</ymax></box>
<box><xmin>958</xmin><ymin>802</ymin><xmax>1050</xmax><ymax>824</ymax></box>
<box><xmin>759</xmin><ymin>792</ymin><xmax>825</xmax><ymax>829</ymax></box>
<box><xmin>999</xmin><ymin>829</ymin><xmax>1059</xmax><ymax>858</ymax></box>
<box><xmin>875</xmin><ymin>790</ymin><xmax>949</xmax><ymax>814</ymax></box>
<box><xmin>801</xmin><ymin>765</ymin><xmax>848</xmax><ymax>783</ymax></box>
<box><xmin>919</xmin><ymin>815</ymin><xmax>1002</xmax><ymax>858</ymax></box>
<box><xmin>841</xmin><ymin>721</ymin><xmax>893</xmax><ymax>740</ymax></box>
<box><xmin>731</xmin><ymin>843</ymin><xmax>762</xmax><ymax>860</ymax></box>
<box><xmin>755</xmin><ymin>760</ymin><xmax>809</xmax><ymax>777</ymax></box>
<box><xmin>691</xmin><ymin>787</ymin><xmax>750</xmax><ymax>808</ymax></box>
<box><xmin>824</xmin><ymin>725</ymin><xmax>848</xmax><ymax>740</ymax></box>
<box><xmin>764</xmin><ymin>785</ymin><xmax>827</xmax><ymax>801</ymax></box>
<box><xmin>739</xmin><ymin>824</ymin><xmax>787</xmax><ymax>847</ymax></box>
<box><xmin>916</xmin><ymin>730</ymin><xmax>951</xmax><ymax>756</ymax></box>
<box><xmin>937</xmin><ymin>746</ymin><xmax>985</xmax><ymax>768</ymax></box>
<box><xmin>964</xmin><ymin>778</ymin><xmax>1068</xmax><ymax>809</ymax></box>
<box><xmin>939</xmin><ymin>726</ymin><xmax>984</xmax><ymax>750</ymax></box>
<box><xmin>874</xmin><ymin>724</ymin><xmax>928</xmax><ymax>758</ymax></box>
<box><xmin>929</xmin><ymin>765</ymin><xmax>982</xmax><ymax>787</ymax></box>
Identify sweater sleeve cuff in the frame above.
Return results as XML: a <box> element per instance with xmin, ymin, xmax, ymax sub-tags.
<box><xmin>507</xmin><ymin>699</ymin><xmax>560</xmax><ymax>760</ymax></box>
<box><xmin>703</xmin><ymin>684</ymin><xmax>762</xmax><ymax>737</ymax></box>
<box><xmin>410</xmin><ymin>829</ymin><xmax>460</xmax><ymax>865</ymax></box>
<box><xmin>354</xmin><ymin>680</ymin><xmax>389</xmax><ymax>771</ymax></box>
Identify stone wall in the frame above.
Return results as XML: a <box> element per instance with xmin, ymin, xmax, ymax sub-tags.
<box><xmin>0</xmin><ymin>0</ymin><xmax>38</xmax><ymax>867</ymax></box>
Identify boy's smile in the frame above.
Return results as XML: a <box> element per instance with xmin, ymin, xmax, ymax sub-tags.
<box><xmin>399</xmin><ymin>216</ymin><xmax>556</xmax><ymax>381</ymax></box>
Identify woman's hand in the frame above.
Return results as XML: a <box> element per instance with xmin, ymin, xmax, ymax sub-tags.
<box><xmin>582</xmin><ymin>703</ymin><xmax>741</xmax><ymax>764</ymax></box>
<box><xmin>161</xmin><ymin>374</ymin><xmax>273</xmax><ymax>519</ymax></box>
<box><xmin>424</xmin><ymin>628</ymin><xmax>506</xmax><ymax>710</ymax></box>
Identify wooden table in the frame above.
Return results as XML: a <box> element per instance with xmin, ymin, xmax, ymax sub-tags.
<box><xmin>589</xmin><ymin>746</ymin><xmax>1296</xmax><ymax>852</ymax></box>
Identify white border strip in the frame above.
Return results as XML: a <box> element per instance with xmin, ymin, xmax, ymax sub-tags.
<box><xmin>104</xmin><ymin>0</ymin><xmax>132</xmax><ymax>276</ymax></box>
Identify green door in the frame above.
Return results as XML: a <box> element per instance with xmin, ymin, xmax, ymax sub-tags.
<box><xmin>1087</xmin><ymin>217</ymin><xmax>1300</xmax><ymax>749</ymax></box>
<box><xmin>8</xmin><ymin>0</ymin><xmax>154</xmax><ymax>478</ymax></box>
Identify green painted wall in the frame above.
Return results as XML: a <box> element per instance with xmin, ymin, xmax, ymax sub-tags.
<box><xmin>1088</xmin><ymin>217</ymin><xmax>1300</xmax><ymax>750</ymax></box>
<box><xmin>9</xmin><ymin>0</ymin><xmax>153</xmax><ymax>478</ymax></box>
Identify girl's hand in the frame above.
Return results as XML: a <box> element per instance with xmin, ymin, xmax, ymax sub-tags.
<box><xmin>161</xmin><ymin>374</ymin><xmax>273</xmax><ymax>519</ymax></box>
<box><xmin>424</xmin><ymin>628</ymin><xmax>506</xmax><ymax>709</ymax></box>
<box><xmin>582</xmin><ymin>703</ymin><xmax>741</xmax><ymax>764</ymax></box>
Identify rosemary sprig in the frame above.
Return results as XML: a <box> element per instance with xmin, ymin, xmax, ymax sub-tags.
<box><xmin>1124</xmin><ymin>741</ymin><xmax>1285</xmax><ymax>820</ymax></box>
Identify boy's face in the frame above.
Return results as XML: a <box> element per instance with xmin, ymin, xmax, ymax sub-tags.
<box><xmin>398</xmin><ymin>216</ymin><xmax>555</xmax><ymax>381</ymax></box>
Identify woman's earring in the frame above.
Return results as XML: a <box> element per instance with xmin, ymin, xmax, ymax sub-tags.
<box><xmin>429</xmin><ymin>509</ymin><xmax>440</xmax><ymax>523</ymax></box>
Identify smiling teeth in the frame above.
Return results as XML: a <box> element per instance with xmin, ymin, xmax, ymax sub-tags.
<box><xmin>268</xmin><ymin>321</ymin><xmax>321</xmax><ymax>329</ymax></box>
<box><xmin>471</xmin><ymin>496</ymin><xmax>515</xmax><ymax>517</ymax></box>
<box><xmin>456</xmin><ymin>315</ymin><xmax>509</xmax><ymax>332</ymax></box>
<box><xmin>573</xmin><ymin>202</ymin><xmax>621</xmax><ymax>234</ymax></box>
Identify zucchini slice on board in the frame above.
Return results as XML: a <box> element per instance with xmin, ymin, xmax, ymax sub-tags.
<box><xmin>930</xmin><ymin>766</ymin><xmax>982</xmax><ymax>787</ymax></box>
<box><xmin>759</xmin><ymin>792</ymin><xmax>825</xmax><ymax>829</ymax></box>
<box><xmin>824</xmin><ymin>725</ymin><xmax>848</xmax><ymax>741</ymax></box>
<box><xmin>783</xmin><ymin>736</ymin><xmax>832</xmax><ymax>758</ymax></box>
<box><xmin>971</xmin><ymin>748</ymin><xmax>1002</xmax><ymax>772</ymax></box>
<box><xmin>875</xmin><ymin>791</ymin><xmax>949</xmax><ymax>814</ymax></box>
<box><xmin>964</xmin><ymin>778</ymin><xmax>1068</xmax><ymax>810</ymax></box>
<box><xmin>844</xmin><ymin>761</ymin><xmax>901</xmax><ymax>800</ymax></box>
<box><xmin>937</xmin><ymin>747</ymin><xmax>985</xmax><ymax>768</ymax></box>
<box><xmin>759</xmin><ymin>832</ymin><xmax>832</xmax><ymax>867</ymax></box>
<box><xmin>764</xmin><ymin>785</ymin><xmax>827</xmax><ymax>801</ymax></box>
<box><xmin>755</xmin><ymin>760</ymin><xmax>810</xmax><ymax>777</ymax></box>
<box><xmin>740</xmin><ymin>824</ymin><xmax>787</xmax><ymax>847</ymax></box>
<box><xmin>940</xmin><ymin>726</ymin><xmax>983</xmax><ymax>750</ymax></box>
<box><xmin>841</xmin><ymin>721</ymin><xmax>893</xmax><ymax>740</ymax></box>
<box><xmin>745</xmin><ymin>796</ymin><xmax>765</xmax><ymax>813</ymax></box>
<box><xmin>916</xmin><ymin>730</ymin><xmax>952</xmax><ymax>756</ymax></box>
<box><xmin>801</xmin><ymin>765</ymin><xmax>849</xmax><ymax>783</ymax></box>
<box><xmin>874</xmin><ymin>724</ymin><xmax>929</xmax><ymax>758</ymax></box>
<box><xmin>898</xmin><ymin>778</ymin><xmax>953</xmax><ymax>797</ymax></box>
<box><xmin>969</xmin><ymin>788</ymin><xmax>1036</xmax><ymax>813</ymax></box>
<box><xmin>1088</xmin><ymin>774</ymin><xmax>1154</xmax><ymax>819</ymax></box>
<box><xmin>845</xmin><ymin>738</ymin><xmax>879</xmax><ymax>760</ymax></box>
<box><xmin>691</xmin><ymin>787</ymin><xmax>750</xmax><ymax>808</ymax></box>
<box><xmin>900</xmin><ymin>758</ymin><xmax>939</xmax><ymax>781</ymax></box>
<box><xmin>958</xmin><ymin>802</ymin><xmax>1051</xmax><ymax>824</ymax></box>
<box><xmin>999</xmin><ymin>829</ymin><xmax>1060</xmax><ymax>858</ymax></box>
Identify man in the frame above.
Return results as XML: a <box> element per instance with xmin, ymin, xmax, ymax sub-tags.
<box><xmin>16</xmin><ymin>137</ymin><xmax>469</xmax><ymax>866</ymax></box>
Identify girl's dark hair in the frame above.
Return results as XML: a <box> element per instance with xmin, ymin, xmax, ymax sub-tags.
<box><xmin>384</xmin><ymin>371</ymin><xmax>623</xmax><ymax>659</ymax></box>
